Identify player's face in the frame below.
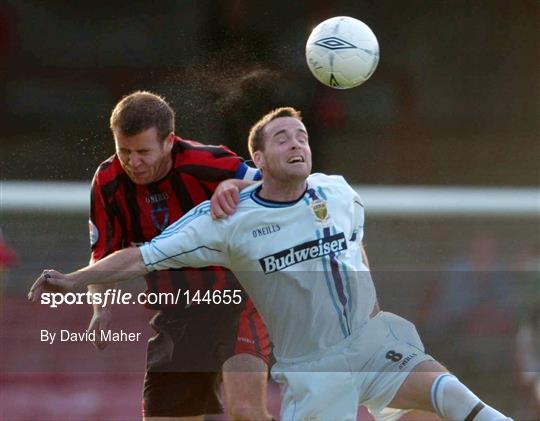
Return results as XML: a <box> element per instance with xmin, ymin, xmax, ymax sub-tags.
<box><xmin>114</xmin><ymin>127</ymin><xmax>174</xmax><ymax>185</ymax></box>
<box><xmin>254</xmin><ymin>117</ymin><xmax>312</xmax><ymax>182</ymax></box>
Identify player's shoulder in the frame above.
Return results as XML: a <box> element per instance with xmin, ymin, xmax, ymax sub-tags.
<box><xmin>308</xmin><ymin>172</ymin><xmax>352</xmax><ymax>190</ymax></box>
<box><xmin>173</xmin><ymin>137</ymin><xmax>237</xmax><ymax>159</ymax></box>
<box><xmin>93</xmin><ymin>154</ymin><xmax>124</xmax><ymax>186</ymax></box>
<box><xmin>182</xmin><ymin>185</ymin><xmax>259</xmax><ymax>217</ymax></box>
<box><xmin>308</xmin><ymin>173</ymin><xmax>362</xmax><ymax>204</ymax></box>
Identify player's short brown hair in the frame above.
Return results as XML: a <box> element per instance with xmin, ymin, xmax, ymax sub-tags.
<box><xmin>110</xmin><ymin>91</ymin><xmax>175</xmax><ymax>141</ymax></box>
<box><xmin>248</xmin><ymin>107</ymin><xmax>302</xmax><ymax>156</ymax></box>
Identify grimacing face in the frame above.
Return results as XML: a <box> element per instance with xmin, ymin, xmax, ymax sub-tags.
<box><xmin>253</xmin><ymin>116</ymin><xmax>312</xmax><ymax>183</ymax></box>
<box><xmin>114</xmin><ymin>127</ymin><xmax>173</xmax><ymax>185</ymax></box>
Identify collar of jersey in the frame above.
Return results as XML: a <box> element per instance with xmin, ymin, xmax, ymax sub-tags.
<box><xmin>250</xmin><ymin>185</ymin><xmax>308</xmax><ymax>208</ymax></box>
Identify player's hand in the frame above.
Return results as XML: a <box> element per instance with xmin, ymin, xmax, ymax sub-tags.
<box><xmin>88</xmin><ymin>308</ymin><xmax>112</xmax><ymax>350</ymax></box>
<box><xmin>27</xmin><ymin>269</ymin><xmax>74</xmax><ymax>302</ymax></box>
<box><xmin>211</xmin><ymin>179</ymin><xmax>241</xmax><ymax>219</ymax></box>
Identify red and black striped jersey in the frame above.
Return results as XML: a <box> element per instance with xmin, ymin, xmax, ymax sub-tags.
<box><xmin>89</xmin><ymin>136</ymin><xmax>260</xmax><ymax>310</ymax></box>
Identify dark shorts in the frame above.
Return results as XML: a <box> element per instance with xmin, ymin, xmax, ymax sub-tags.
<box><xmin>143</xmin><ymin>298</ymin><xmax>271</xmax><ymax>417</ymax></box>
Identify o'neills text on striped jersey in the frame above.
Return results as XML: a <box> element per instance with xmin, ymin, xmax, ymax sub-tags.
<box><xmin>259</xmin><ymin>233</ymin><xmax>347</xmax><ymax>274</ymax></box>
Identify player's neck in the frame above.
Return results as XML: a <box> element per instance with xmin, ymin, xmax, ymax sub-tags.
<box><xmin>258</xmin><ymin>179</ymin><xmax>307</xmax><ymax>202</ymax></box>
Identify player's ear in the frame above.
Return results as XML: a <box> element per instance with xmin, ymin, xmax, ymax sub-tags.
<box><xmin>252</xmin><ymin>150</ymin><xmax>264</xmax><ymax>170</ymax></box>
<box><xmin>163</xmin><ymin>132</ymin><xmax>174</xmax><ymax>152</ymax></box>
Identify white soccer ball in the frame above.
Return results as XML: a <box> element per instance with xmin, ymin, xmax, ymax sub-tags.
<box><xmin>305</xmin><ymin>16</ymin><xmax>379</xmax><ymax>89</ymax></box>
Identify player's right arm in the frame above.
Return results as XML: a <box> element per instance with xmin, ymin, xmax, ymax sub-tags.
<box><xmin>87</xmin><ymin>171</ymin><xmax>123</xmax><ymax>349</ymax></box>
<box><xmin>28</xmin><ymin>203</ymin><xmax>231</xmax><ymax>297</ymax></box>
<box><xmin>211</xmin><ymin>178</ymin><xmax>258</xmax><ymax>219</ymax></box>
<box><xmin>140</xmin><ymin>202</ymin><xmax>231</xmax><ymax>271</ymax></box>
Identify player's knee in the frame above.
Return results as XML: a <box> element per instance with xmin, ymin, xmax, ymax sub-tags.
<box><xmin>222</xmin><ymin>355</ymin><xmax>270</xmax><ymax>420</ymax></box>
<box><xmin>225</xmin><ymin>382</ymin><xmax>270</xmax><ymax>420</ymax></box>
<box><xmin>227</xmin><ymin>403</ymin><xmax>271</xmax><ymax>421</ymax></box>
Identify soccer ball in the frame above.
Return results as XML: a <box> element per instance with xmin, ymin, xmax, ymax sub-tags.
<box><xmin>305</xmin><ymin>16</ymin><xmax>379</xmax><ymax>89</ymax></box>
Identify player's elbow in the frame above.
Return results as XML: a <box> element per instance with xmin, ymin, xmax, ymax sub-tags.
<box><xmin>110</xmin><ymin>247</ymin><xmax>148</xmax><ymax>280</ymax></box>
<box><xmin>130</xmin><ymin>247</ymin><xmax>148</xmax><ymax>275</ymax></box>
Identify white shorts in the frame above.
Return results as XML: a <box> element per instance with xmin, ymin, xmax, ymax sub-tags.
<box><xmin>271</xmin><ymin>312</ymin><xmax>434</xmax><ymax>421</ymax></box>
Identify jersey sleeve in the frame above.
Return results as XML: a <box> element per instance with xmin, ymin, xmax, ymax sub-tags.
<box><xmin>234</xmin><ymin>162</ymin><xmax>262</xmax><ymax>181</ymax></box>
<box><xmin>140</xmin><ymin>201</ymin><xmax>231</xmax><ymax>271</ymax></box>
<box><xmin>89</xmin><ymin>173</ymin><xmax>123</xmax><ymax>263</ymax></box>
<box><xmin>203</xmin><ymin>143</ymin><xmax>261</xmax><ymax>181</ymax></box>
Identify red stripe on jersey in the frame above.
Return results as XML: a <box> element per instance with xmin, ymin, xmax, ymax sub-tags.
<box><xmin>235</xmin><ymin>298</ymin><xmax>271</xmax><ymax>364</ymax></box>
<box><xmin>212</xmin><ymin>268</ymin><xmax>227</xmax><ymax>291</ymax></box>
<box><xmin>90</xmin><ymin>137</ymin><xmax>246</xmax><ymax>310</ymax></box>
<box><xmin>179</xmin><ymin>173</ymin><xmax>210</xmax><ymax>206</ymax></box>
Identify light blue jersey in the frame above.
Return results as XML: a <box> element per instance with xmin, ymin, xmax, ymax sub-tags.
<box><xmin>141</xmin><ymin>173</ymin><xmax>377</xmax><ymax>362</ymax></box>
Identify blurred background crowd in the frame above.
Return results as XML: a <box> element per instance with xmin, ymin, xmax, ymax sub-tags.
<box><xmin>1</xmin><ymin>1</ymin><xmax>538</xmax><ymax>419</ymax></box>
<box><xmin>1</xmin><ymin>1</ymin><xmax>538</xmax><ymax>185</ymax></box>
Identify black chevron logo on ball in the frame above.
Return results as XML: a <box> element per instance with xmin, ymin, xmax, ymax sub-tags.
<box><xmin>314</xmin><ymin>37</ymin><xmax>356</xmax><ymax>50</ymax></box>
<box><xmin>329</xmin><ymin>74</ymin><xmax>342</xmax><ymax>88</ymax></box>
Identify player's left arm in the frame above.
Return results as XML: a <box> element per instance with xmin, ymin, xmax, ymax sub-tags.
<box><xmin>360</xmin><ymin>242</ymin><xmax>381</xmax><ymax>316</ymax></box>
<box><xmin>210</xmin><ymin>155</ymin><xmax>260</xmax><ymax>218</ymax></box>
<box><xmin>360</xmin><ymin>242</ymin><xmax>370</xmax><ymax>269</ymax></box>
<box><xmin>188</xmin><ymin>146</ymin><xmax>260</xmax><ymax>218</ymax></box>
<box><xmin>351</xmin><ymin>185</ymin><xmax>381</xmax><ymax>316</ymax></box>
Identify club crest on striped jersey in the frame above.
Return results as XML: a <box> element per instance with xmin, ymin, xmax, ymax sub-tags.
<box><xmin>310</xmin><ymin>199</ymin><xmax>330</xmax><ymax>225</ymax></box>
<box><xmin>151</xmin><ymin>207</ymin><xmax>169</xmax><ymax>232</ymax></box>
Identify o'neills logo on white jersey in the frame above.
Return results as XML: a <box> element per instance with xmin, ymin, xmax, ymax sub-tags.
<box><xmin>259</xmin><ymin>233</ymin><xmax>347</xmax><ymax>274</ymax></box>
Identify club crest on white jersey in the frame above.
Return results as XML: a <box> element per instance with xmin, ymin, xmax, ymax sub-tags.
<box><xmin>310</xmin><ymin>199</ymin><xmax>333</xmax><ymax>228</ymax></box>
